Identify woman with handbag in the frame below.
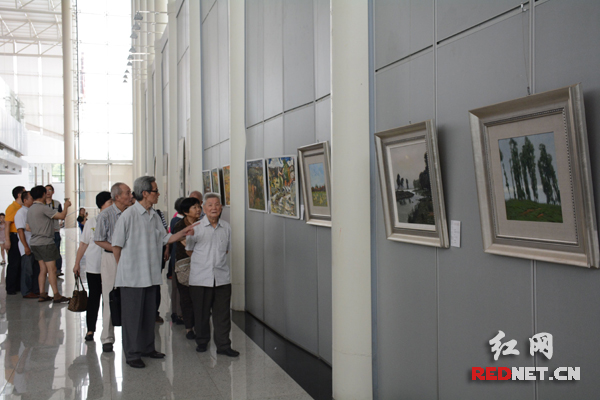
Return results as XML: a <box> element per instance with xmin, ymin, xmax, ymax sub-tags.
<box><xmin>73</xmin><ymin>192</ymin><xmax>113</xmax><ymax>341</ymax></box>
<box><xmin>172</xmin><ymin>197</ymin><xmax>202</xmax><ymax>339</ymax></box>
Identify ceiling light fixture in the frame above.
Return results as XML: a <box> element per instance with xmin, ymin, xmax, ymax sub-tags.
<box><xmin>130</xmin><ymin>32</ymin><xmax>138</xmax><ymax>39</ymax></box>
<box><xmin>133</xmin><ymin>22</ymin><xmax>141</xmax><ymax>30</ymax></box>
<box><xmin>129</xmin><ymin>46</ymin><xmax>136</xmax><ymax>53</ymax></box>
<box><xmin>134</xmin><ymin>12</ymin><xmax>143</xmax><ymax>20</ymax></box>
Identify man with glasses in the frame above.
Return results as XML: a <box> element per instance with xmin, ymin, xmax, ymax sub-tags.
<box><xmin>112</xmin><ymin>176</ymin><xmax>198</xmax><ymax>368</ymax></box>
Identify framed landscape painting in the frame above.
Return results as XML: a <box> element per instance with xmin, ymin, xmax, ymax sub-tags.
<box><xmin>202</xmin><ymin>170</ymin><xmax>212</xmax><ymax>194</ymax></box>
<box><xmin>211</xmin><ymin>168</ymin><xmax>221</xmax><ymax>195</ymax></box>
<box><xmin>267</xmin><ymin>156</ymin><xmax>300</xmax><ymax>219</ymax></box>
<box><xmin>246</xmin><ymin>159</ymin><xmax>267</xmax><ymax>212</ymax></box>
<box><xmin>375</xmin><ymin>120</ymin><xmax>449</xmax><ymax>248</ymax></box>
<box><xmin>298</xmin><ymin>142</ymin><xmax>331</xmax><ymax>227</ymax></box>
<box><xmin>469</xmin><ymin>84</ymin><xmax>599</xmax><ymax>268</ymax></box>
<box><xmin>222</xmin><ymin>165</ymin><xmax>231</xmax><ymax>206</ymax></box>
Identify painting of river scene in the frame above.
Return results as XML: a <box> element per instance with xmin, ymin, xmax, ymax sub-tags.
<box><xmin>267</xmin><ymin>156</ymin><xmax>299</xmax><ymax>218</ymax></box>
<box><xmin>498</xmin><ymin>132</ymin><xmax>563</xmax><ymax>223</ymax></box>
<box><xmin>387</xmin><ymin>141</ymin><xmax>435</xmax><ymax>226</ymax></box>
<box><xmin>308</xmin><ymin>162</ymin><xmax>328</xmax><ymax>207</ymax></box>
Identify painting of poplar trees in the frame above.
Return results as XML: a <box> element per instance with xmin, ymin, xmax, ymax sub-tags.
<box><xmin>498</xmin><ymin>132</ymin><xmax>563</xmax><ymax>223</ymax></box>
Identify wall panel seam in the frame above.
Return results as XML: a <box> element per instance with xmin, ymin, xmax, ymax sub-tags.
<box><xmin>436</xmin><ymin>5</ymin><xmax>524</xmax><ymax>48</ymax></box>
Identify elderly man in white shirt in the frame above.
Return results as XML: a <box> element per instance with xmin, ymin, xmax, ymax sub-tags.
<box><xmin>185</xmin><ymin>192</ymin><xmax>239</xmax><ymax>357</ymax></box>
<box><xmin>112</xmin><ymin>176</ymin><xmax>197</xmax><ymax>369</ymax></box>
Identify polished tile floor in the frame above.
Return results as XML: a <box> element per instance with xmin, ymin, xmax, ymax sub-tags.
<box><xmin>0</xmin><ymin>229</ymin><xmax>321</xmax><ymax>400</ymax></box>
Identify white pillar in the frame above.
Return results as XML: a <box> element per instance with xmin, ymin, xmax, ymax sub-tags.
<box><xmin>188</xmin><ymin>0</ymin><xmax>203</xmax><ymax>193</ymax></box>
<box><xmin>331</xmin><ymin>1</ymin><xmax>373</xmax><ymax>399</ymax></box>
<box><xmin>228</xmin><ymin>0</ymin><xmax>245</xmax><ymax>311</ymax></box>
<box><xmin>167</xmin><ymin>2</ymin><xmax>178</xmax><ymax>215</ymax></box>
<box><xmin>61</xmin><ymin>0</ymin><xmax>75</xmax><ymax>227</ymax></box>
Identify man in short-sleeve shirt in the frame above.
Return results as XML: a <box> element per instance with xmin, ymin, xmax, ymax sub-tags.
<box><xmin>45</xmin><ymin>185</ymin><xmax>63</xmax><ymax>276</ymax></box>
<box><xmin>27</xmin><ymin>185</ymin><xmax>71</xmax><ymax>303</ymax></box>
<box><xmin>112</xmin><ymin>176</ymin><xmax>196</xmax><ymax>368</ymax></box>
<box><xmin>4</xmin><ymin>186</ymin><xmax>24</xmax><ymax>295</ymax></box>
<box><xmin>14</xmin><ymin>191</ymin><xmax>39</xmax><ymax>298</ymax></box>
<box><xmin>93</xmin><ymin>182</ymin><xmax>133</xmax><ymax>353</ymax></box>
<box><xmin>185</xmin><ymin>193</ymin><xmax>238</xmax><ymax>357</ymax></box>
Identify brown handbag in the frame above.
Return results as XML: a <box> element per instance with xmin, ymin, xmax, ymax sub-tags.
<box><xmin>68</xmin><ymin>273</ymin><xmax>88</xmax><ymax>312</ymax></box>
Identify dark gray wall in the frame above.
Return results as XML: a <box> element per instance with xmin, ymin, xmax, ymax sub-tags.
<box><xmin>244</xmin><ymin>0</ymin><xmax>332</xmax><ymax>364</ymax></box>
<box><xmin>373</xmin><ymin>0</ymin><xmax>600</xmax><ymax>398</ymax></box>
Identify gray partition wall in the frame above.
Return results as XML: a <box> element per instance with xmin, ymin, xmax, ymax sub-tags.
<box><xmin>373</xmin><ymin>0</ymin><xmax>600</xmax><ymax>399</ymax></box>
<box><xmin>201</xmin><ymin>0</ymin><xmax>231</xmax><ymax>222</ymax></box>
<box><xmin>244</xmin><ymin>0</ymin><xmax>332</xmax><ymax>364</ymax></box>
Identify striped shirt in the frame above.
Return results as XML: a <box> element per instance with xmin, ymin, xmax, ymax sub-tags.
<box><xmin>112</xmin><ymin>201</ymin><xmax>172</xmax><ymax>288</ymax></box>
<box><xmin>94</xmin><ymin>203</ymin><xmax>124</xmax><ymax>244</ymax></box>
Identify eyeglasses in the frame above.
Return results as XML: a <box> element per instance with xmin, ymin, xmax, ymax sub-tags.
<box><xmin>147</xmin><ymin>189</ymin><xmax>159</xmax><ymax>193</ymax></box>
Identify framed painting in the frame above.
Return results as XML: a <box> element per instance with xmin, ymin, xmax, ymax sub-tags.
<box><xmin>298</xmin><ymin>142</ymin><xmax>331</xmax><ymax>227</ymax></box>
<box><xmin>246</xmin><ymin>159</ymin><xmax>267</xmax><ymax>212</ymax></box>
<box><xmin>211</xmin><ymin>167</ymin><xmax>221</xmax><ymax>196</ymax></box>
<box><xmin>222</xmin><ymin>165</ymin><xmax>231</xmax><ymax>206</ymax></box>
<box><xmin>202</xmin><ymin>170</ymin><xmax>212</xmax><ymax>194</ymax></box>
<box><xmin>375</xmin><ymin>120</ymin><xmax>449</xmax><ymax>248</ymax></box>
<box><xmin>267</xmin><ymin>156</ymin><xmax>300</xmax><ymax>219</ymax></box>
<box><xmin>469</xmin><ymin>84</ymin><xmax>599</xmax><ymax>268</ymax></box>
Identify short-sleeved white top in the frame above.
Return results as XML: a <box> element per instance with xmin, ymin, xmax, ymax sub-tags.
<box><xmin>80</xmin><ymin>216</ymin><xmax>102</xmax><ymax>274</ymax></box>
<box><xmin>112</xmin><ymin>201</ymin><xmax>171</xmax><ymax>288</ymax></box>
<box><xmin>14</xmin><ymin>206</ymin><xmax>30</xmax><ymax>256</ymax></box>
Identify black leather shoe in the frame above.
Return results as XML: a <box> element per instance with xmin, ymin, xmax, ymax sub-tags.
<box><xmin>196</xmin><ymin>344</ymin><xmax>207</xmax><ymax>352</ymax></box>
<box><xmin>141</xmin><ymin>351</ymin><xmax>165</xmax><ymax>359</ymax></box>
<box><xmin>186</xmin><ymin>330</ymin><xmax>196</xmax><ymax>340</ymax></box>
<box><xmin>85</xmin><ymin>333</ymin><xmax>94</xmax><ymax>341</ymax></box>
<box><xmin>102</xmin><ymin>343</ymin><xmax>113</xmax><ymax>353</ymax></box>
<box><xmin>126</xmin><ymin>359</ymin><xmax>145</xmax><ymax>368</ymax></box>
<box><xmin>216</xmin><ymin>348</ymin><xmax>240</xmax><ymax>357</ymax></box>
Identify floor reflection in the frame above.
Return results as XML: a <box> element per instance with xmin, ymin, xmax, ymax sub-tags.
<box><xmin>0</xmin><ymin>229</ymin><xmax>314</xmax><ymax>400</ymax></box>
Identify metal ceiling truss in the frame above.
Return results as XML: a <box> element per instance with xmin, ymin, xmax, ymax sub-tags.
<box><xmin>0</xmin><ymin>0</ymin><xmax>62</xmax><ymax>57</ymax></box>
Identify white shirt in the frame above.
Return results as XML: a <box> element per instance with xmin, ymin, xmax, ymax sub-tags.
<box><xmin>14</xmin><ymin>206</ymin><xmax>30</xmax><ymax>256</ymax></box>
<box><xmin>186</xmin><ymin>217</ymin><xmax>231</xmax><ymax>287</ymax></box>
<box><xmin>112</xmin><ymin>201</ymin><xmax>171</xmax><ymax>288</ymax></box>
<box><xmin>80</xmin><ymin>216</ymin><xmax>102</xmax><ymax>274</ymax></box>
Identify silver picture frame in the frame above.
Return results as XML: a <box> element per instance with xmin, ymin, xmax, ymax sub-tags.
<box><xmin>298</xmin><ymin>142</ymin><xmax>332</xmax><ymax>227</ymax></box>
<box><xmin>375</xmin><ymin>120</ymin><xmax>449</xmax><ymax>248</ymax></box>
<box><xmin>469</xmin><ymin>84</ymin><xmax>599</xmax><ymax>268</ymax></box>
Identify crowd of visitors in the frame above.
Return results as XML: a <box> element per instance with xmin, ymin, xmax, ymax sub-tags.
<box><xmin>3</xmin><ymin>185</ymin><xmax>71</xmax><ymax>300</ymax></box>
<box><xmin>3</xmin><ymin>176</ymin><xmax>238</xmax><ymax>369</ymax></box>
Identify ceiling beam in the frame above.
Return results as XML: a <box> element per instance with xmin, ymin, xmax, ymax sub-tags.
<box><xmin>0</xmin><ymin>7</ymin><xmax>61</xmax><ymax>16</ymax></box>
<box><xmin>0</xmin><ymin>35</ymin><xmax>61</xmax><ymax>43</ymax></box>
<box><xmin>0</xmin><ymin>51</ymin><xmax>61</xmax><ymax>58</ymax></box>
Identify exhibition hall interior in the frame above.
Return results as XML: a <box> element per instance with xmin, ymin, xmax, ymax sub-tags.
<box><xmin>0</xmin><ymin>0</ymin><xmax>599</xmax><ymax>399</ymax></box>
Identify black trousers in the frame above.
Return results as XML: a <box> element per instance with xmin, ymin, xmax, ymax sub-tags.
<box><xmin>86</xmin><ymin>272</ymin><xmax>102</xmax><ymax>333</ymax></box>
<box><xmin>121</xmin><ymin>286</ymin><xmax>157</xmax><ymax>361</ymax></box>
<box><xmin>176</xmin><ymin>274</ymin><xmax>195</xmax><ymax>329</ymax></box>
<box><xmin>189</xmin><ymin>284</ymin><xmax>232</xmax><ymax>350</ymax></box>
<box><xmin>53</xmin><ymin>232</ymin><xmax>62</xmax><ymax>273</ymax></box>
<box><xmin>6</xmin><ymin>233</ymin><xmax>21</xmax><ymax>293</ymax></box>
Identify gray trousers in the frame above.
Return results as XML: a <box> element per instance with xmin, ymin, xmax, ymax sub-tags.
<box><xmin>189</xmin><ymin>284</ymin><xmax>232</xmax><ymax>351</ymax></box>
<box><xmin>120</xmin><ymin>286</ymin><xmax>157</xmax><ymax>361</ymax></box>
